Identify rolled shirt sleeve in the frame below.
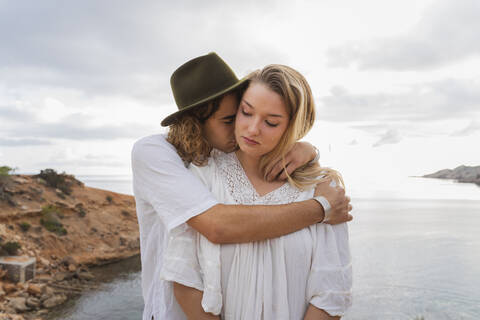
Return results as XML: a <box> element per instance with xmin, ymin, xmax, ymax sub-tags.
<box><xmin>306</xmin><ymin>222</ymin><xmax>353</xmax><ymax>316</ymax></box>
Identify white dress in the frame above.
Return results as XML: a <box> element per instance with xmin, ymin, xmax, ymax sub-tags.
<box><xmin>161</xmin><ymin>152</ymin><xmax>352</xmax><ymax>320</ymax></box>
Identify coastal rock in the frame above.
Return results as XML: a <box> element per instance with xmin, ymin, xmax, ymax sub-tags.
<box><xmin>424</xmin><ymin>165</ymin><xmax>480</xmax><ymax>184</ymax></box>
<box><xmin>3</xmin><ymin>283</ymin><xmax>17</xmax><ymax>293</ymax></box>
<box><xmin>26</xmin><ymin>296</ymin><xmax>41</xmax><ymax>309</ymax></box>
<box><xmin>39</xmin><ymin>286</ymin><xmax>55</xmax><ymax>302</ymax></box>
<box><xmin>7</xmin><ymin>297</ymin><xmax>29</xmax><ymax>312</ymax></box>
<box><xmin>53</xmin><ymin>272</ymin><xmax>73</xmax><ymax>282</ymax></box>
<box><xmin>76</xmin><ymin>271</ymin><xmax>94</xmax><ymax>281</ymax></box>
<box><xmin>16</xmin><ymin>283</ymin><xmax>26</xmax><ymax>290</ymax></box>
<box><xmin>1</xmin><ymin>306</ymin><xmax>18</xmax><ymax>316</ymax></box>
<box><xmin>27</xmin><ymin>283</ymin><xmax>45</xmax><ymax>296</ymax></box>
<box><xmin>13</xmin><ymin>291</ymin><xmax>29</xmax><ymax>298</ymax></box>
<box><xmin>1</xmin><ymin>173</ymin><xmax>140</xmax><ymax>315</ymax></box>
<box><xmin>61</xmin><ymin>256</ymin><xmax>76</xmax><ymax>267</ymax></box>
<box><xmin>128</xmin><ymin>238</ymin><xmax>140</xmax><ymax>250</ymax></box>
<box><xmin>42</xmin><ymin>294</ymin><xmax>67</xmax><ymax>308</ymax></box>
<box><xmin>38</xmin><ymin>257</ymin><xmax>50</xmax><ymax>268</ymax></box>
<box><xmin>13</xmin><ymin>177</ymin><xmax>28</xmax><ymax>185</ymax></box>
<box><xmin>0</xmin><ymin>313</ymin><xmax>25</xmax><ymax>320</ymax></box>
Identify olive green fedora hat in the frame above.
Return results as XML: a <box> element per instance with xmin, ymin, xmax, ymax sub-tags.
<box><xmin>161</xmin><ymin>52</ymin><xmax>248</xmax><ymax>127</ymax></box>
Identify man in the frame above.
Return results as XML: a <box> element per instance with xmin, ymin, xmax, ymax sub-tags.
<box><xmin>131</xmin><ymin>52</ymin><xmax>352</xmax><ymax>320</ymax></box>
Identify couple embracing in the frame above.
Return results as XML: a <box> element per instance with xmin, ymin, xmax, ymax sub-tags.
<box><xmin>132</xmin><ymin>52</ymin><xmax>353</xmax><ymax>320</ymax></box>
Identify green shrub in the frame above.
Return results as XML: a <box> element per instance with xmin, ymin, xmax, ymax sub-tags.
<box><xmin>36</xmin><ymin>169</ymin><xmax>73</xmax><ymax>195</ymax></box>
<box><xmin>19</xmin><ymin>222</ymin><xmax>31</xmax><ymax>232</ymax></box>
<box><xmin>40</xmin><ymin>205</ymin><xmax>68</xmax><ymax>236</ymax></box>
<box><xmin>0</xmin><ymin>166</ymin><xmax>14</xmax><ymax>177</ymax></box>
<box><xmin>1</xmin><ymin>241</ymin><xmax>21</xmax><ymax>256</ymax></box>
<box><xmin>78</xmin><ymin>208</ymin><xmax>86</xmax><ymax>218</ymax></box>
<box><xmin>121</xmin><ymin>210</ymin><xmax>130</xmax><ymax>217</ymax></box>
<box><xmin>106</xmin><ymin>195</ymin><xmax>113</xmax><ymax>204</ymax></box>
<box><xmin>0</xmin><ymin>166</ymin><xmax>16</xmax><ymax>206</ymax></box>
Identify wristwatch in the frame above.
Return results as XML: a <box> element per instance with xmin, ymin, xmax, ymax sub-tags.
<box><xmin>313</xmin><ymin>195</ymin><xmax>331</xmax><ymax>223</ymax></box>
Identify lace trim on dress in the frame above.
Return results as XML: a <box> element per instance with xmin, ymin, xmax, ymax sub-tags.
<box><xmin>215</xmin><ymin>152</ymin><xmax>301</xmax><ymax>205</ymax></box>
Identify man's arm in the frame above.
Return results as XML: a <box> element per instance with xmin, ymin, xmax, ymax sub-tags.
<box><xmin>188</xmin><ymin>179</ymin><xmax>352</xmax><ymax>244</ymax></box>
<box><xmin>132</xmin><ymin>136</ymin><xmax>351</xmax><ymax>244</ymax></box>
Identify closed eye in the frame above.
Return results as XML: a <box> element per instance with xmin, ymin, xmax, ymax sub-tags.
<box><xmin>265</xmin><ymin>120</ymin><xmax>279</xmax><ymax>127</ymax></box>
<box><xmin>241</xmin><ymin>108</ymin><xmax>251</xmax><ymax>116</ymax></box>
<box><xmin>221</xmin><ymin>115</ymin><xmax>236</xmax><ymax>124</ymax></box>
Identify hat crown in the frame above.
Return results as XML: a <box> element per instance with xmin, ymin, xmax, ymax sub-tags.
<box><xmin>170</xmin><ymin>52</ymin><xmax>239</xmax><ymax>110</ymax></box>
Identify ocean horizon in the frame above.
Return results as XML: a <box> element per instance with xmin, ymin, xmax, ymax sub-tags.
<box><xmin>76</xmin><ymin>173</ymin><xmax>480</xmax><ymax>202</ymax></box>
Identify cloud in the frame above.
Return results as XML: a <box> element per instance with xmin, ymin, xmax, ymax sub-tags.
<box><xmin>372</xmin><ymin>129</ymin><xmax>402</xmax><ymax>147</ymax></box>
<box><xmin>451</xmin><ymin>121</ymin><xmax>480</xmax><ymax>136</ymax></box>
<box><xmin>318</xmin><ymin>78</ymin><xmax>480</xmax><ymax>123</ymax></box>
<box><xmin>0</xmin><ymin>105</ymin><xmax>37</xmax><ymax>122</ymax></box>
<box><xmin>6</xmin><ymin>121</ymin><xmax>156</xmax><ymax>141</ymax></box>
<box><xmin>327</xmin><ymin>0</ymin><xmax>480</xmax><ymax>70</ymax></box>
<box><xmin>0</xmin><ymin>138</ymin><xmax>52</xmax><ymax>147</ymax></box>
<box><xmin>37</xmin><ymin>156</ymin><xmax>126</xmax><ymax>168</ymax></box>
<box><xmin>0</xmin><ymin>109</ymin><xmax>158</xmax><ymax>142</ymax></box>
<box><xmin>0</xmin><ymin>0</ymin><xmax>283</xmax><ymax>103</ymax></box>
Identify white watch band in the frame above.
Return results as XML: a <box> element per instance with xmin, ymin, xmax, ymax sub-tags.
<box><xmin>310</xmin><ymin>146</ymin><xmax>320</xmax><ymax>164</ymax></box>
<box><xmin>313</xmin><ymin>196</ymin><xmax>331</xmax><ymax>223</ymax></box>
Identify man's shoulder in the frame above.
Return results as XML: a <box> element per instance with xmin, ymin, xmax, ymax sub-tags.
<box><xmin>132</xmin><ymin>134</ymin><xmax>175</xmax><ymax>155</ymax></box>
<box><xmin>134</xmin><ymin>133</ymin><xmax>167</xmax><ymax>147</ymax></box>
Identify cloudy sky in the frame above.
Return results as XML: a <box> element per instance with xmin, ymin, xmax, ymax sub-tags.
<box><xmin>1</xmin><ymin>0</ymin><xmax>479</xmax><ymax>183</ymax></box>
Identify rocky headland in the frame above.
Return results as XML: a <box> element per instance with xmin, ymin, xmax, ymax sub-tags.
<box><xmin>0</xmin><ymin>170</ymin><xmax>139</xmax><ymax>320</ymax></box>
<box><xmin>423</xmin><ymin>165</ymin><xmax>480</xmax><ymax>185</ymax></box>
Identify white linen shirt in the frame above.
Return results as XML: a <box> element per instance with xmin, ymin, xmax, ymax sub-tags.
<box><xmin>131</xmin><ymin>134</ymin><xmax>219</xmax><ymax>320</ymax></box>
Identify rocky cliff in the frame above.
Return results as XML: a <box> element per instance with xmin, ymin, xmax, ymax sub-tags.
<box><xmin>0</xmin><ymin>172</ymin><xmax>140</xmax><ymax>319</ymax></box>
<box><xmin>423</xmin><ymin>165</ymin><xmax>480</xmax><ymax>185</ymax></box>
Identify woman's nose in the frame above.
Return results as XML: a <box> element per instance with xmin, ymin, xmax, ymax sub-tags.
<box><xmin>247</xmin><ymin>118</ymin><xmax>260</xmax><ymax>136</ymax></box>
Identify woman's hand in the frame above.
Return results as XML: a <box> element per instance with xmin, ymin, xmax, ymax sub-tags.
<box><xmin>173</xmin><ymin>282</ymin><xmax>221</xmax><ymax>320</ymax></box>
<box><xmin>266</xmin><ymin>141</ymin><xmax>317</xmax><ymax>181</ymax></box>
<box><xmin>314</xmin><ymin>179</ymin><xmax>353</xmax><ymax>224</ymax></box>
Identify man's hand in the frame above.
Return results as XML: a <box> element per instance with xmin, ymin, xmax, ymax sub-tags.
<box><xmin>266</xmin><ymin>141</ymin><xmax>317</xmax><ymax>181</ymax></box>
<box><xmin>314</xmin><ymin>179</ymin><xmax>353</xmax><ymax>224</ymax></box>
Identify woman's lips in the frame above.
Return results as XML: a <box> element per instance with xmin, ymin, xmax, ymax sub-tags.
<box><xmin>242</xmin><ymin>136</ymin><xmax>259</xmax><ymax>145</ymax></box>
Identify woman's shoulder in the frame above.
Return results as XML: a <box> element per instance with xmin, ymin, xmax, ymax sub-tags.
<box><xmin>188</xmin><ymin>151</ymin><xmax>235</xmax><ymax>181</ymax></box>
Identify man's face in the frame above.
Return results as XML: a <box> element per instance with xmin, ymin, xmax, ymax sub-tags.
<box><xmin>203</xmin><ymin>93</ymin><xmax>239</xmax><ymax>153</ymax></box>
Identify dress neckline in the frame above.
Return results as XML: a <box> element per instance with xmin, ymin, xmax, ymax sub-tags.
<box><xmin>230</xmin><ymin>152</ymin><xmax>291</xmax><ymax>200</ymax></box>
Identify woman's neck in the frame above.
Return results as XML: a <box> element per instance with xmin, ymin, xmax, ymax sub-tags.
<box><xmin>235</xmin><ymin>150</ymin><xmax>263</xmax><ymax>180</ymax></box>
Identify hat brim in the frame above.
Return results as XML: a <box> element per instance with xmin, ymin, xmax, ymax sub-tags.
<box><xmin>161</xmin><ymin>76</ymin><xmax>249</xmax><ymax>127</ymax></box>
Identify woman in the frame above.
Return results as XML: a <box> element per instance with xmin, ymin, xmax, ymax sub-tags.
<box><xmin>162</xmin><ymin>65</ymin><xmax>352</xmax><ymax>319</ymax></box>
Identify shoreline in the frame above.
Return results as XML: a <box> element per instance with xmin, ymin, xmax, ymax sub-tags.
<box><xmin>0</xmin><ymin>173</ymin><xmax>140</xmax><ymax>320</ymax></box>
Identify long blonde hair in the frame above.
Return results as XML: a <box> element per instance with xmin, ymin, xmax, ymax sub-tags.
<box><xmin>247</xmin><ymin>65</ymin><xmax>343</xmax><ymax>190</ymax></box>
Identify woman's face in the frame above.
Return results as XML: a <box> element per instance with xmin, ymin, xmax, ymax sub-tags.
<box><xmin>203</xmin><ymin>93</ymin><xmax>238</xmax><ymax>153</ymax></box>
<box><xmin>235</xmin><ymin>82</ymin><xmax>289</xmax><ymax>159</ymax></box>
